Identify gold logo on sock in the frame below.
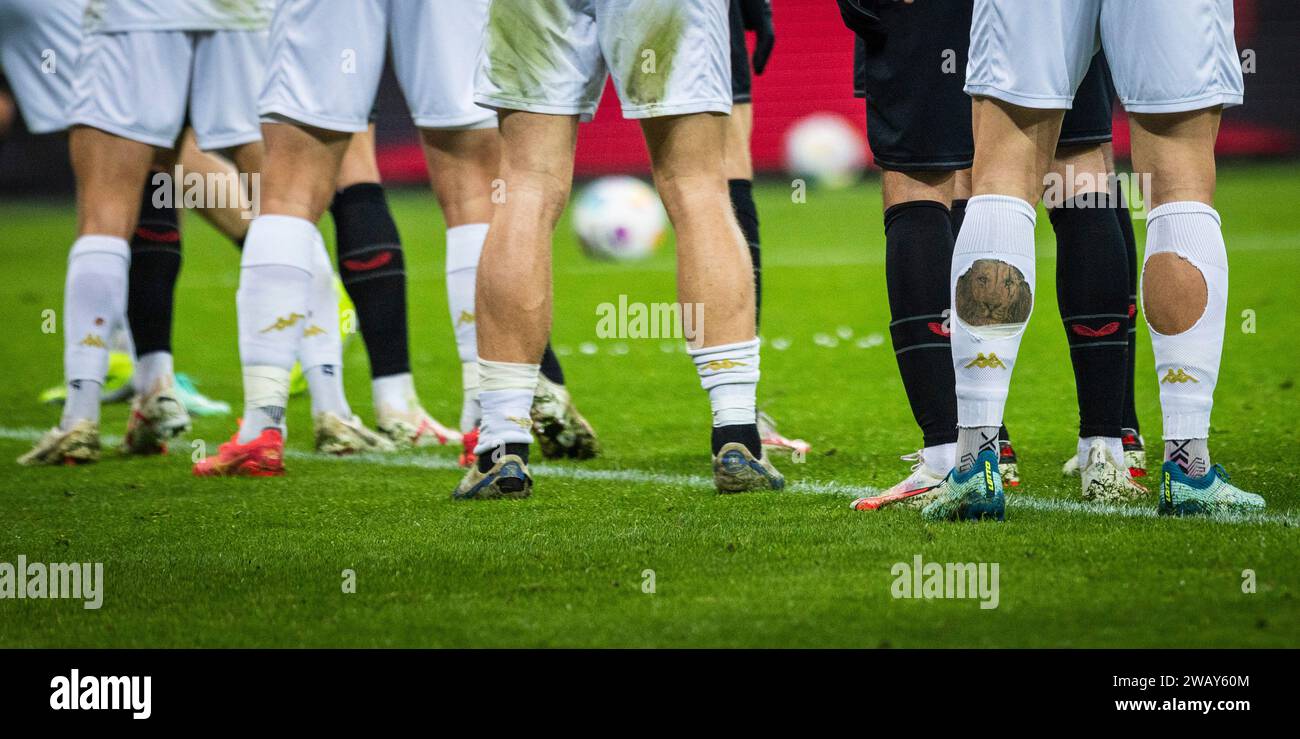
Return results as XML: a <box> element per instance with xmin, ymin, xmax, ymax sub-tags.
<box><xmin>1160</xmin><ymin>369</ymin><xmax>1197</xmax><ymax>384</ymax></box>
<box><xmin>302</xmin><ymin>324</ymin><xmax>327</xmax><ymax>337</ymax></box>
<box><xmin>964</xmin><ymin>353</ymin><xmax>1006</xmax><ymax>369</ymax></box>
<box><xmin>507</xmin><ymin>416</ymin><xmax>532</xmax><ymax>430</ymax></box>
<box><xmin>456</xmin><ymin>310</ymin><xmax>475</xmax><ymax>327</ymax></box>
<box><xmin>260</xmin><ymin>312</ymin><xmax>306</xmax><ymax>333</ymax></box>
<box><xmin>702</xmin><ymin>359</ymin><xmax>748</xmax><ymax>371</ymax></box>
<box><xmin>78</xmin><ymin>333</ymin><xmax>106</xmax><ymax>348</ymax></box>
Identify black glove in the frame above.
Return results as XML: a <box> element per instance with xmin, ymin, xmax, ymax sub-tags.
<box><xmin>739</xmin><ymin>0</ymin><xmax>775</xmax><ymax>75</ymax></box>
<box><xmin>836</xmin><ymin>0</ymin><xmax>885</xmax><ymax>39</ymax></box>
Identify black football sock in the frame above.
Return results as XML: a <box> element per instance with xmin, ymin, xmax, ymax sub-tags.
<box><xmin>127</xmin><ymin>177</ymin><xmax>181</xmax><ymax>357</ymax></box>
<box><xmin>885</xmin><ymin>200</ymin><xmax>958</xmax><ymax>448</ymax></box>
<box><xmin>949</xmin><ymin>198</ymin><xmax>968</xmax><ymax>238</ymax></box>
<box><xmin>712</xmin><ymin>424</ymin><xmax>762</xmax><ymax>457</ymax></box>
<box><xmin>477</xmin><ymin>441</ymin><xmax>531</xmax><ymax>473</ymax></box>
<box><xmin>539</xmin><ymin>342</ymin><xmax>565</xmax><ymax>386</ymax></box>
<box><xmin>1114</xmin><ymin>180</ymin><xmax>1141</xmax><ymax>434</ymax></box>
<box><xmin>330</xmin><ymin>182</ymin><xmax>410</xmax><ymax>379</ymax></box>
<box><xmin>1051</xmin><ymin>196</ymin><xmax>1130</xmax><ymax>441</ymax></box>
<box><xmin>729</xmin><ymin>179</ymin><xmax>761</xmax><ymax>329</ymax></box>
<box><xmin>998</xmin><ymin>425</ymin><xmax>1012</xmax><ymax>444</ymax></box>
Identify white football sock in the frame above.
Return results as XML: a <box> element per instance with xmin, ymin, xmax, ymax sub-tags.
<box><xmin>299</xmin><ymin>232</ymin><xmax>349</xmax><ymax>419</ymax></box>
<box><xmin>446</xmin><ymin>224</ymin><xmax>487</xmax><ymax>430</ymax></box>
<box><xmin>475</xmin><ymin>359</ymin><xmax>538</xmax><ymax>454</ymax></box>
<box><xmin>133</xmin><ymin>351</ymin><xmax>174</xmax><ymax>395</ymax></box>
<box><xmin>242</xmin><ymin>366</ymin><xmax>290</xmax><ymax>440</ymax></box>
<box><xmin>236</xmin><ymin>215</ymin><xmax>315</xmax><ymax>442</ymax></box>
<box><xmin>460</xmin><ymin>361</ymin><xmax>481</xmax><ymax>432</ymax></box>
<box><xmin>373</xmin><ymin>372</ymin><xmax>419</xmax><ymax>418</ymax></box>
<box><xmin>951</xmin><ymin>195</ymin><xmax>1037</xmax><ymax>429</ymax></box>
<box><xmin>1143</xmin><ymin>201</ymin><xmax>1227</xmax><ymax>443</ymax></box>
<box><xmin>687</xmin><ymin>338</ymin><xmax>760</xmax><ymax>427</ymax></box>
<box><xmin>61</xmin><ymin>235</ymin><xmax>129</xmax><ymax>430</ymax></box>
<box><xmin>61</xmin><ymin>380</ymin><xmax>103</xmax><ymax>429</ymax></box>
<box><xmin>1078</xmin><ymin>435</ymin><xmax>1125</xmax><ymax>470</ymax></box>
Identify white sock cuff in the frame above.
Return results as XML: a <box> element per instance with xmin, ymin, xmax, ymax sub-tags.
<box><xmin>709</xmin><ymin>383</ymin><xmax>756</xmax><ymax>427</ymax></box>
<box><xmin>69</xmin><ymin>235</ymin><xmax>129</xmax><ymax>263</ymax></box>
<box><xmin>688</xmin><ymin>338</ymin><xmax>761</xmax><ymax>390</ymax></box>
<box><xmin>243</xmin><ymin>365</ymin><xmax>291</xmax><ymax>408</ymax></box>
<box><xmin>446</xmin><ymin>223</ymin><xmax>489</xmax><ymax>273</ymax></box>
<box><xmin>478</xmin><ymin>358</ymin><xmax>539</xmax><ymax>393</ymax></box>
<box><xmin>241</xmin><ymin>216</ymin><xmax>317</xmax><ymax>271</ymax></box>
<box><xmin>1144</xmin><ymin>201</ymin><xmax>1227</xmax><ymax>270</ymax></box>
<box><xmin>953</xmin><ymin>195</ymin><xmax>1037</xmax><ymax>257</ymax></box>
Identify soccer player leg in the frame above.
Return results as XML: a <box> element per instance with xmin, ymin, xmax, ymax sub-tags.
<box><xmin>882</xmin><ymin>172</ymin><xmax>959</xmax><ymax>475</ymax></box>
<box><xmin>19</xmin><ymin>124</ymin><xmax>154</xmax><ymax>466</ymax></box>
<box><xmin>1048</xmin><ymin>144</ymin><xmax>1143</xmax><ymax>502</ymax></box>
<box><xmin>122</xmin><ymin>155</ymin><xmax>193</xmax><ymax>455</ymax></box>
<box><xmin>299</xmin><ymin>230</ymin><xmax>394</xmax><ymax>457</ymax></box>
<box><xmin>329</xmin><ymin>130</ymin><xmax>456</xmax><ymax>448</ymax></box>
<box><xmin>1103</xmin><ymin>0</ymin><xmax>1260</xmax><ymax>513</ymax></box>
<box><xmin>466</xmin><ymin>0</ymin><xmax>608</xmax><ymax>497</ymax></box>
<box><xmin>453</xmin><ymin>111</ymin><xmax>577</xmax><ymax>498</ymax></box>
<box><xmin>420</xmin><ymin>127</ymin><xmax>495</xmax><ymax>440</ymax></box>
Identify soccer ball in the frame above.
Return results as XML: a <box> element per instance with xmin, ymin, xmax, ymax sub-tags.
<box><xmin>572</xmin><ymin>176</ymin><xmax>667</xmax><ymax>261</ymax></box>
<box><xmin>783</xmin><ymin>113</ymin><xmax>868</xmax><ymax>189</ymax></box>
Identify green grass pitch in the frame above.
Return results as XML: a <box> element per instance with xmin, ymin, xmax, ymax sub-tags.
<box><xmin>1</xmin><ymin>164</ymin><xmax>1297</xmax><ymax>648</ymax></box>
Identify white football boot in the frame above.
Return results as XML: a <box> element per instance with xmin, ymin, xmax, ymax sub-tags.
<box><xmin>18</xmin><ymin>420</ymin><xmax>101</xmax><ymax>466</ymax></box>
<box><xmin>530</xmin><ymin>375</ymin><xmax>600</xmax><ymax>459</ymax></box>
<box><xmin>314</xmin><ymin>412</ymin><xmax>397</xmax><ymax>456</ymax></box>
<box><xmin>123</xmin><ymin>379</ymin><xmax>191</xmax><ymax>455</ymax></box>
<box><xmin>852</xmin><ymin>450</ymin><xmax>947</xmax><ymax>511</ymax></box>
<box><xmin>1063</xmin><ymin>429</ymin><xmax>1147</xmax><ymax>479</ymax></box>
<box><xmin>1080</xmin><ymin>438</ymin><xmax>1148</xmax><ymax>503</ymax></box>
<box><xmin>376</xmin><ymin>407</ymin><xmax>461</xmax><ymax>449</ymax></box>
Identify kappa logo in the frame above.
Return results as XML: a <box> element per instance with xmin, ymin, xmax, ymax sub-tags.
<box><xmin>78</xmin><ymin>333</ymin><xmax>106</xmax><ymax>348</ymax></box>
<box><xmin>1160</xmin><ymin>368</ymin><xmax>1198</xmax><ymax>384</ymax></box>
<box><xmin>260</xmin><ymin>312</ymin><xmax>306</xmax><ymax>333</ymax></box>
<box><xmin>702</xmin><ymin>359</ymin><xmax>748</xmax><ymax>371</ymax></box>
<box><xmin>455</xmin><ymin>310</ymin><xmax>475</xmax><ymax>327</ymax></box>
<box><xmin>302</xmin><ymin>324</ymin><xmax>327</xmax><ymax>337</ymax></box>
<box><xmin>964</xmin><ymin>353</ymin><xmax>1006</xmax><ymax>369</ymax></box>
<box><xmin>507</xmin><ymin>416</ymin><xmax>532</xmax><ymax>429</ymax></box>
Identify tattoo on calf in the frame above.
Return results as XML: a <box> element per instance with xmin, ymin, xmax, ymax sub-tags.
<box><xmin>957</xmin><ymin>259</ymin><xmax>1032</xmax><ymax>326</ymax></box>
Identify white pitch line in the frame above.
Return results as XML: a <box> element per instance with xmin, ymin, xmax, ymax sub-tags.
<box><xmin>3</xmin><ymin>426</ymin><xmax>1296</xmax><ymax>527</ymax></box>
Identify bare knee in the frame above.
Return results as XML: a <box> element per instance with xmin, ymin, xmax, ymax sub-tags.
<box><xmin>259</xmin><ymin>122</ymin><xmax>350</xmax><ymax>220</ymax></box>
<box><xmin>423</xmin><ymin>127</ymin><xmax>500</xmax><ymax>226</ymax></box>
<box><xmin>1143</xmin><ymin>252</ymin><xmax>1207</xmax><ymax>335</ymax></box>
<box><xmin>882</xmin><ymin>170</ymin><xmax>955</xmax><ymax>209</ymax></box>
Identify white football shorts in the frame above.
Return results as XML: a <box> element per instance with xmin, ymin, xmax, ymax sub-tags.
<box><xmin>0</xmin><ymin>0</ymin><xmax>82</xmax><ymax>134</ymax></box>
<box><xmin>966</xmin><ymin>0</ymin><xmax>1244</xmax><ymax>113</ymax></box>
<box><xmin>258</xmin><ymin>0</ymin><xmax>496</xmax><ymax>133</ymax></box>
<box><xmin>474</xmin><ymin>0</ymin><xmax>733</xmax><ymax>121</ymax></box>
<box><xmin>68</xmin><ymin>28</ymin><xmax>267</xmax><ymax>149</ymax></box>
